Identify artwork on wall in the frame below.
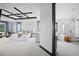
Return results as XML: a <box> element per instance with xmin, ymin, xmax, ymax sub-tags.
<box><xmin>0</xmin><ymin>24</ymin><xmax>5</xmax><ymax>32</ymax></box>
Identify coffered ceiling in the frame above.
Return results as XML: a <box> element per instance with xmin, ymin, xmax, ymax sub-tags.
<box><xmin>0</xmin><ymin>3</ymin><xmax>40</xmax><ymax>20</ymax></box>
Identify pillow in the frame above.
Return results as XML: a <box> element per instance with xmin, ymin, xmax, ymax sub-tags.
<box><xmin>18</xmin><ymin>33</ymin><xmax>22</xmax><ymax>38</ymax></box>
<box><xmin>27</xmin><ymin>33</ymin><xmax>32</xmax><ymax>38</ymax></box>
<box><xmin>10</xmin><ymin>34</ymin><xmax>18</xmax><ymax>40</ymax></box>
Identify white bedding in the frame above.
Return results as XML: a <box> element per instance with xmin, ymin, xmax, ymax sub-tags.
<box><xmin>0</xmin><ymin>37</ymin><xmax>36</xmax><ymax>56</ymax></box>
<box><xmin>0</xmin><ymin>32</ymin><xmax>50</xmax><ymax>56</ymax></box>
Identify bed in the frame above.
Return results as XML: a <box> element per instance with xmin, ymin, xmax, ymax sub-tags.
<box><xmin>0</xmin><ymin>34</ymin><xmax>37</xmax><ymax>56</ymax></box>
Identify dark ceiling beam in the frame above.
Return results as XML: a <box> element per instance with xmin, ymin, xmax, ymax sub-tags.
<box><xmin>15</xmin><ymin>17</ymin><xmax>37</xmax><ymax>20</ymax></box>
<box><xmin>2</xmin><ymin>14</ymin><xmax>36</xmax><ymax>20</ymax></box>
<box><xmin>2</xmin><ymin>8</ymin><xmax>37</xmax><ymax>20</ymax></box>
<box><xmin>1</xmin><ymin>14</ymin><xmax>16</xmax><ymax>20</ymax></box>
<box><xmin>2</xmin><ymin>9</ymin><xmax>14</xmax><ymax>15</ymax></box>
<box><xmin>2</xmin><ymin>9</ymin><xmax>20</xmax><ymax>18</ymax></box>
<box><xmin>14</xmin><ymin>7</ymin><xmax>29</xmax><ymax>18</ymax></box>
<box><xmin>7</xmin><ymin>12</ymin><xmax>32</xmax><ymax>16</ymax></box>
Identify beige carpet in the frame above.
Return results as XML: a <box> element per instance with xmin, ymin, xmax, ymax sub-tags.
<box><xmin>0</xmin><ymin>37</ymin><xmax>49</xmax><ymax>56</ymax></box>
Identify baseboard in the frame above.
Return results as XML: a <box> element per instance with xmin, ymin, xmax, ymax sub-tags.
<box><xmin>39</xmin><ymin>45</ymin><xmax>52</xmax><ymax>56</ymax></box>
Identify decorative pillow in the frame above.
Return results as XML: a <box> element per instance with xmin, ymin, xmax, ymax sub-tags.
<box><xmin>27</xmin><ymin>33</ymin><xmax>32</xmax><ymax>38</ymax></box>
<box><xmin>19</xmin><ymin>35</ymin><xmax>27</xmax><ymax>40</ymax></box>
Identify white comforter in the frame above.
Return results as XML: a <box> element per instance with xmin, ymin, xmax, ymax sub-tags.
<box><xmin>0</xmin><ymin>37</ymin><xmax>36</xmax><ymax>56</ymax></box>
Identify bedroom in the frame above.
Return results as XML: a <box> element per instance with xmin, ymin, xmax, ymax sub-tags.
<box><xmin>0</xmin><ymin>3</ymin><xmax>42</xmax><ymax>56</ymax></box>
<box><xmin>0</xmin><ymin>3</ymin><xmax>54</xmax><ymax>56</ymax></box>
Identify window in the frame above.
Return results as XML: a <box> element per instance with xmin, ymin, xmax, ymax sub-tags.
<box><xmin>16</xmin><ymin>22</ymin><xmax>21</xmax><ymax>32</ymax></box>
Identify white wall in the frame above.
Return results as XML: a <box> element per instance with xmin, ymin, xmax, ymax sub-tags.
<box><xmin>56</xmin><ymin>3</ymin><xmax>79</xmax><ymax>19</ymax></box>
<box><xmin>11</xmin><ymin>22</ymin><xmax>16</xmax><ymax>33</ymax></box>
<box><xmin>40</xmin><ymin>3</ymin><xmax>52</xmax><ymax>53</ymax></box>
